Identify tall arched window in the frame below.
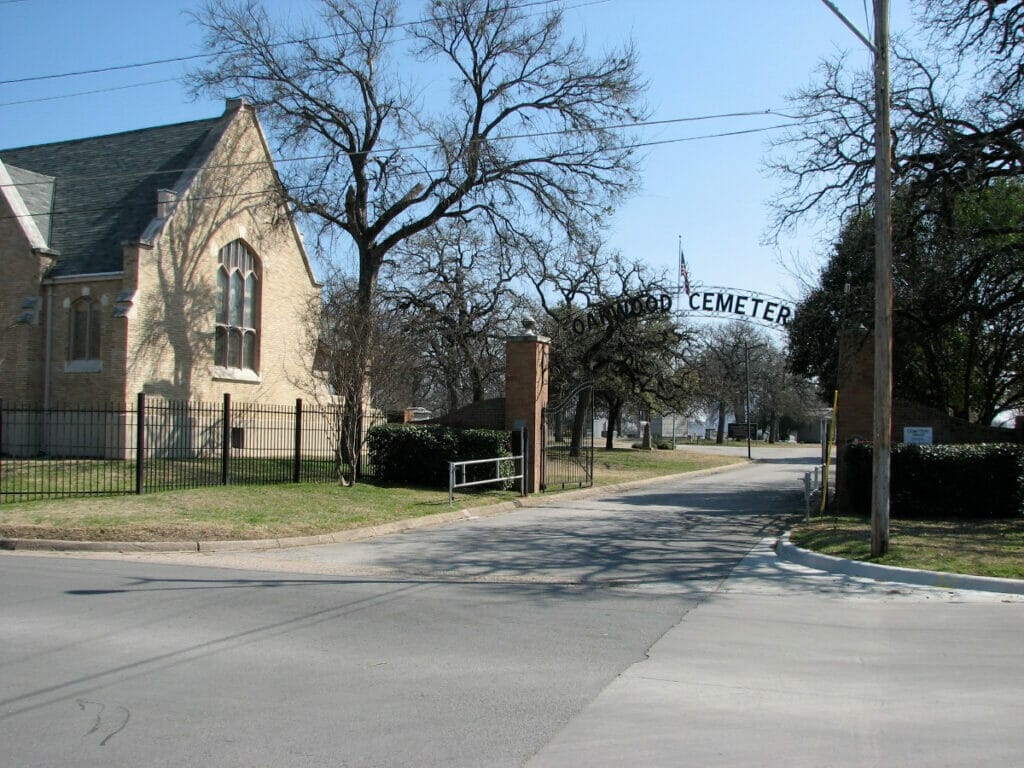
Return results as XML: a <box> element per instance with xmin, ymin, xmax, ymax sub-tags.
<box><xmin>214</xmin><ymin>240</ymin><xmax>260</xmax><ymax>373</ymax></box>
<box><xmin>68</xmin><ymin>296</ymin><xmax>100</xmax><ymax>362</ymax></box>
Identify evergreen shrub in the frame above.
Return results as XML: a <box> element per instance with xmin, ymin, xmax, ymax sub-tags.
<box><xmin>366</xmin><ymin>424</ymin><xmax>512</xmax><ymax>487</ymax></box>
<box><xmin>844</xmin><ymin>442</ymin><xmax>1024</xmax><ymax>519</ymax></box>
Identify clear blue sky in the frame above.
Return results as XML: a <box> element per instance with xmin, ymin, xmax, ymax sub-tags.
<box><xmin>0</xmin><ymin>0</ymin><xmax>916</xmax><ymax>305</ymax></box>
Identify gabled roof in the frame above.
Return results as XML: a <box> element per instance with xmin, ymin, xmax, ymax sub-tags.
<box><xmin>0</xmin><ymin>114</ymin><xmax>228</xmax><ymax>278</ymax></box>
<box><xmin>5</xmin><ymin>164</ymin><xmax>54</xmax><ymax>242</ymax></box>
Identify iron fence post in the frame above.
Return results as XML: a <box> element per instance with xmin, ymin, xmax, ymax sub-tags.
<box><xmin>539</xmin><ymin>408</ymin><xmax>546</xmax><ymax>492</ymax></box>
<box><xmin>221</xmin><ymin>393</ymin><xmax>231</xmax><ymax>486</ymax></box>
<box><xmin>293</xmin><ymin>398</ymin><xmax>303</xmax><ymax>483</ymax></box>
<box><xmin>135</xmin><ymin>392</ymin><xmax>146</xmax><ymax>495</ymax></box>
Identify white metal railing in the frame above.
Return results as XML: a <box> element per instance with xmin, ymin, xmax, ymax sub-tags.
<box><xmin>449</xmin><ymin>455</ymin><xmax>525</xmax><ymax>505</ymax></box>
<box><xmin>803</xmin><ymin>464</ymin><xmax>828</xmax><ymax>519</ymax></box>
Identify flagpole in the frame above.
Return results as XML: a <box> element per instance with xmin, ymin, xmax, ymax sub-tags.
<box><xmin>677</xmin><ymin>235</ymin><xmax>682</xmax><ymax>297</ymax></box>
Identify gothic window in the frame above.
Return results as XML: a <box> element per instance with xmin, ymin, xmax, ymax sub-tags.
<box><xmin>214</xmin><ymin>240</ymin><xmax>261</xmax><ymax>372</ymax></box>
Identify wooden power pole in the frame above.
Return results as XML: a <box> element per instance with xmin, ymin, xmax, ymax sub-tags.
<box><xmin>821</xmin><ymin>0</ymin><xmax>893</xmax><ymax>556</ymax></box>
<box><xmin>871</xmin><ymin>0</ymin><xmax>892</xmax><ymax>557</ymax></box>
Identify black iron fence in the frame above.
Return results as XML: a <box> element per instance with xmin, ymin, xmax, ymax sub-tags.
<box><xmin>0</xmin><ymin>394</ymin><xmax>385</xmax><ymax>503</ymax></box>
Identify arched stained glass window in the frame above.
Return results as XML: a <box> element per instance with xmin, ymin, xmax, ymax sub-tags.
<box><xmin>214</xmin><ymin>240</ymin><xmax>260</xmax><ymax>373</ymax></box>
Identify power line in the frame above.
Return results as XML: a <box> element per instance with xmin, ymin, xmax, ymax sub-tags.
<box><xmin>0</xmin><ymin>0</ymin><xmax>603</xmax><ymax>87</ymax></box>
<box><xmin>0</xmin><ymin>108</ymin><xmax>804</xmax><ymax>191</ymax></box>
<box><xmin>0</xmin><ymin>117</ymin><xmax>818</xmax><ymax>223</ymax></box>
<box><xmin>0</xmin><ymin>78</ymin><xmax>180</xmax><ymax>108</ymax></box>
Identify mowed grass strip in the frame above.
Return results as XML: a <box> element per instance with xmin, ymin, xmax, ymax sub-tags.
<box><xmin>592</xmin><ymin>446</ymin><xmax>741</xmax><ymax>485</ymax></box>
<box><xmin>0</xmin><ymin>448</ymin><xmax>744</xmax><ymax>542</ymax></box>
<box><xmin>790</xmin><ymin>516</ymin><xmax>1024</xmax><ymax>580</ymax></box>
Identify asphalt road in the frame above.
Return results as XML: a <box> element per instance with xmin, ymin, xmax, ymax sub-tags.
<box><xmin>6</xmin><ymin>446</ymin><xmax>1021</xmax><ymax>766</ymax></box>
<box><xmin>0</xmin><ymin>449</ymin><xmax>806</xmax><ymax>767</ymax></box>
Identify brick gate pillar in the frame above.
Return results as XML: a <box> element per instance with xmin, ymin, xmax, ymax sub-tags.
<box><xmin>835</xmin><ymin>329</ymin><xmax>882</xmax><ymax>509</ymax></box>
<box><xmin>505</xmin><ymin>320</ymin><xmax>550</xmax><ymax>493</ymax></box>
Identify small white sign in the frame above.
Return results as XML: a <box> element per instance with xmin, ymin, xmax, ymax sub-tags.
<box><xmin>903</xmin><ymin>426</ymin><xmax>933</xmax><ymax>445</ymax></box>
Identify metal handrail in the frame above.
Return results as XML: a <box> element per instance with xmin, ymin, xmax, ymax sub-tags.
<box><xmin>448</xmin><ymin>454</ymin><xmax>525</xmax><ymax>505</ymax></box>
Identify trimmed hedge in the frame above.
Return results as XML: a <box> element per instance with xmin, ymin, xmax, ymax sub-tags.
<box><xmin>844</xmin><ymin>442</ymin><xmax>1024</xmax><ymax>519</ymax></box>
<box><xmin>366</xmin><ymin>424</ymin><xmax>513</xmax><ymax>487</ymax></box>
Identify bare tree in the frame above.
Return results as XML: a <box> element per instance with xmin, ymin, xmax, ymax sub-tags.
<box><xmin>753</xmin><ymin>344</ymin><xmax>817</xmax><ymax>442</ymax></box>
<box><xmin>309</xmin><ymin>272</ymin><xmax>418</xmax><ymax>485</ymax></box>
<box><xmin>767</xmin><ymin>0</ymin><xmax>1024</xmax><ymax>239</ymax></box>
<box><xmin>190</xmin><ymin>0</ymin><xmax>647</xmax><ymax>470</ymax></box>
<box><xmin>693</xmin><ymin>322</ymin><xmax>771</xmax><ymax>444</ymax></box>
<box><xmin>380</xmin><ymin>220</ymin><xmax>529</xmax><ymax>413</ymax></box>
<box><xmin>529</xmin><ymin>243</ymin><xmax>695</xmax><ymax>449</ymax></box>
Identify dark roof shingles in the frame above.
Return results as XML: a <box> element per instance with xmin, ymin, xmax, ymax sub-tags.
<box><xmin>1</xmin><ymin>117</ymin><xmax>223</xmax><ymax>277</ymax></box>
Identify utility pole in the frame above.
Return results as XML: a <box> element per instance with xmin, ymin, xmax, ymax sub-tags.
<box><xmin>871</xmin><ymin>0</ymin><xmax>893</xmax><ymax>557</ymax></box>
<box><xmin>821</xmin><ymin>0</ymin><xmax>892</xmax><ymax>556</ymax></box>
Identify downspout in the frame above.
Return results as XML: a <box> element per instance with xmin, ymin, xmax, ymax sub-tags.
<box><xmin>43</xmin><ymin>283</ymin><xmax>53</xmax><ymax>410</ymax></box>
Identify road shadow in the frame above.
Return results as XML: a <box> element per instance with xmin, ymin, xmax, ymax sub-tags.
<box><xmin>352</xmin><ymin>483</ymin><xmax>805</xmax><ymax>588</ymax></box>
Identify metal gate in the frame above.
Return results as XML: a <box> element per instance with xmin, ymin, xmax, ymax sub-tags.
<box><xmin>541</xmin><ymin>383</ymin><xmax>595</xmax><ymax>491</ymax></box>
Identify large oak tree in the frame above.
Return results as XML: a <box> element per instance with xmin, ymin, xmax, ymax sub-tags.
<box><xmin>190</xmin><ymin>0</ymin><xmax>646</xmax><ymax>480</ymax></box>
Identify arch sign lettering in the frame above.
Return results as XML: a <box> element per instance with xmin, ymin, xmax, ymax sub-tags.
<box><xmin>569</xmin><ymin>292</ymin><xmax>673</xmax><ymax>336</ymax></box>
<box><xmin>682</xmin><ymin>286</ymin><xmax>794</xmax><ymax>327</ymax></box>
<box><xmin>564</xmin><ymin>287</ymin><xmax>796</xmax><ymax>337</ymax></box>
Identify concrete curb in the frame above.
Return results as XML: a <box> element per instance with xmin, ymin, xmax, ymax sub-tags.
<box><xmin>776</xmin><ymin>532</ymin><xmax>1024</xmax><ymax>596</ymax></box>
<box><xmin>0</xmin><ymin>460</ymin><xmax>748</xmax><ymax>554</ymax></box>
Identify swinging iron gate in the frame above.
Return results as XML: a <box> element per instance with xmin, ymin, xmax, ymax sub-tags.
<box><xmin>541</xmin><ymin>383</ymin><xmax>595</xmax><ymax>491</ymax></box>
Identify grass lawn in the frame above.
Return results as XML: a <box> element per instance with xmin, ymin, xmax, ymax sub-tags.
<box><xmin>790</xmin><ymin>516</ymin><xmax>1024</xmax><ymax>580</ymax></box>
<box><xmin>0</xmin><ymin>447</ymin><xmax>743</xmax><ymax>542</ymax></box>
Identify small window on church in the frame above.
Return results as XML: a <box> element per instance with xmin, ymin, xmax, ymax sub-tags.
<box><xmin>69</xmin><ymin>296</ymin><xmax>100</xmax><ymax>362</ymax></box>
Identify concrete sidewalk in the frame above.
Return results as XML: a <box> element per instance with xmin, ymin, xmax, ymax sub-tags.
<box><xmin>528</xmin><ymin>538</ymin><xmax>1024</xmax><ymax>768</ymax></box>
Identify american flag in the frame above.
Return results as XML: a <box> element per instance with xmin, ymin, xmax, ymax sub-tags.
<box><xmin>678</xmin><ymin>238</ymin><xmax>691</xmax><ymax>296</ymax></box>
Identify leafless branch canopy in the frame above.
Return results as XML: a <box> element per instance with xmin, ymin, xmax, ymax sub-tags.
<box><xmin>190</xmin><ymin>0</ymin><xmax>647</xmax><ymax>281</ymax></box>
<box><xmin>766</xmin><ymin>0</ymin><xmax>1024</xmax><ymax>240</ymax></box>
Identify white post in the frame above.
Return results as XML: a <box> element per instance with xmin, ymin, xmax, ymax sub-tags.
<box><xmin>804</xmin><ymin>472</ymin><xmax>812</xmax><ymax>520</ymax></box>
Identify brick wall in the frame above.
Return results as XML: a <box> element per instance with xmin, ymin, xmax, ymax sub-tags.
<box><xmin>46</xmin><ymin>277</ymin><xmax>128</xmax><ymax>405</ymax></box>
<box><xmin>125</xmin><ymin>106</ymin><xmax>319</xmax><ymax>406</ymax></box>
<box><xmin>0</xmin><ymin>211</ymin><xmax>48</xmax><ymax>404</ymax></box>
<box><xmin>428</xmin><ymin>397</ymin><xmax>506</xmax><ymax>429</ymax></box>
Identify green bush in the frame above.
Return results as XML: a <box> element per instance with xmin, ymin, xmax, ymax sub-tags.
<box><xmin>366</xmin><ymin>424</ymin><xmax>512</xmax><ymax>487</ymax></box>
<box><xmin>844</xmin><ymin>442</ymin><xmax>1024</xmax><ymax>519</ymax></box>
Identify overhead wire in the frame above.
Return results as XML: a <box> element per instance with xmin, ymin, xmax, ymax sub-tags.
<box><xmin>0</xmin><ymin>108</ymin><xmax>806</xmax><ymax>189</ymax></box>
<box><xmin>0</xmin><ymin>0</ymin><xmax>817</xmax><ymax>225</ymax></box>
<box><xmin>0</xmin><ymin>116</ymin><xmax>824</xmax><ymax>223</ymax></box>
<box><xmin>0</xmin><ymin>0</ymin><xmax>608</xmax><ymax>87</ymax></box>
<box><xmin>0</xmin><ymin>78</ymin><xmax>181</xmax><ymax>108</ymax></box>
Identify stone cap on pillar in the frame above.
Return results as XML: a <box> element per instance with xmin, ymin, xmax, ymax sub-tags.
<box><xmin>506</xmin><ymin>315</ymin><xmax>551</xmax><ymax>344</ymax></box>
